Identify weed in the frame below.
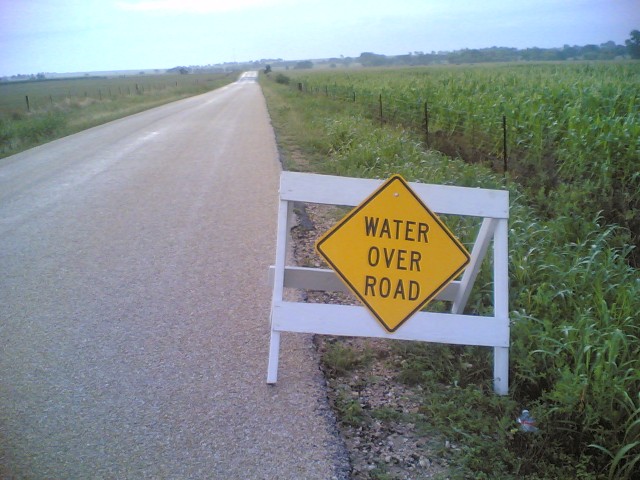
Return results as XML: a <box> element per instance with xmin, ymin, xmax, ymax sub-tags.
<box><xmin>369</xmin><ymin>465</ymin><xmax>393</xmax><ymax>480</ymax></box>
<box><xmin>322</xmin><ymin>340</ymin><xmax>371</xmax><ymax>376</ymax></box>
<box><xmin>372</xmin><ymin>407</ymin><xmax>404</xmax><ymax>422</ymax></box>
<box><xmin>275</xmin><ymin>73</ymin><xmax>291</xmax><ymax>85</ymax></box>
<box><xmin>333</xmin><ymin>386</ymin><xmax>364</xmax><ymax>427</ymax></box>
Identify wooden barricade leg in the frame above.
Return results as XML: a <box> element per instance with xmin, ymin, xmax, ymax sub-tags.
<box><xmin>266</xmin><ymin>199</ymin><xmax>292</xmax><ymax>384</ymax></box>
<box><xmin>493</xmin><ymin>218</ymin><xmax>510</xmax><ymax>395</ymax></box>
<box><xmin>494</xmin><ymin>346</ymin><xmax>509</xmax><ymax>395</ymax></box>
<box><xmin>267</xmin><ymin>329</ymin><xmax>280</xmax><ymax>384</ymax></box>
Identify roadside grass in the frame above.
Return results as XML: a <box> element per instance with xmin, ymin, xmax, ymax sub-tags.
<box><xmin>261</xmin><ymin>72</ymin><xmax>640</xmax><ymax>479</ymax></box>
<box><xmin>0</xmin><ymin>73</ymin><xmax>237</xmax><ymax>159</ymax></box>
<box><xmin>262</xmin><ymin>83</ymin><xmax>354</xmax><ymax>172</ymax></box>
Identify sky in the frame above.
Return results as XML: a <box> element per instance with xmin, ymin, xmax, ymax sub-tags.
<box><xmin>1</xmin><ymin>0</ymin><xmax>639</xmax><ymax>76</ymax></box>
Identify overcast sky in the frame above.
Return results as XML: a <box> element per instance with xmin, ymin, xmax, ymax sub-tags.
<box><xmin>1</xmin><ymin>0</ymin><xmax>639</xmax><ymax>76</ymax></box>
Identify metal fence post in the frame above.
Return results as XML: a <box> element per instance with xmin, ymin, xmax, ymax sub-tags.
<box><xmin>502</xmin><ymin>115</ymin><xmax>508</xmax><ymax>174</ymax></box>
<box><xmin>424</xmin><ymin>100</ymin><xmax>430</xmax><ymax>147</ymax></box>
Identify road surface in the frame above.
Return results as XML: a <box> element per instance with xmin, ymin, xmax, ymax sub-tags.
<box><xmin>0</xmin><ymin>72</ymin><xmax>348</xmax><ymax>479</ymax></box>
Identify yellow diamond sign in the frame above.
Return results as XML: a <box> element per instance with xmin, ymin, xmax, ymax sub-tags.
<box><xmin>316</xmin><ymin>175</ymin><xmax>470</xmax><ymax>332</ymax></box>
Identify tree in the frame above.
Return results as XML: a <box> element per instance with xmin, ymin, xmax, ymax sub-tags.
<box><xmin>626</xmin><ymin>30</ymin><xmax>640</xmax><ymax>59</ymax></box>
<box><xmin>293</xmin><ymin>60</ymin><xmax>313</xmax><ymax>69</ymax></box>
<box><xmin>358</xmin><ymin>52</ymin><xmax>389</xmax><ymax>67</ymax></box>
<box><xmin>264</xmin><ymin>64</ymin><xmax>272</xmax><ymax>74</ymax></box>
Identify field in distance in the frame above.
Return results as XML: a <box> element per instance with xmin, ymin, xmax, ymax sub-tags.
<box><xmin>0</xmin><ymin>72</ymin><xmax>238</xmax><ymax>158</ymax></box>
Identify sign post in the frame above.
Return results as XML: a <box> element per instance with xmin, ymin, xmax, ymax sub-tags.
<box><xmin>267</xmin><ymin>172</ymin><xmax>510</xmax><ymax>395</ymax></box>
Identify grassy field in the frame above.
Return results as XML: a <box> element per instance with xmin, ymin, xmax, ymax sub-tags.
<box><xmin>260</xmin><ymin>63</ymin><xmax>639</xmax><ymax>479</ymax></box>
<box><xmin>0</xmin><ymin>72</ymin><xmax>238</xmax><ymax>158</ymax></box>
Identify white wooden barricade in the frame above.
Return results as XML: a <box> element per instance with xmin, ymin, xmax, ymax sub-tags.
<box><xmin>268</xmin><ymin>172</ymin><xmax>510</xmax><ymax>395</ymax></box>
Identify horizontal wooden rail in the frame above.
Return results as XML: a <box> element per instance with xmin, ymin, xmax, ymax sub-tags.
<box><xmin>272</xmin><ymin>301</ymin><xmax>510</xmax><ymax>347</ymax></box>
<box><xmin>268</xmin><ymin>265</ymin><xmax>461</xmax><ymax>302</ymax></box>
<box><xmin>280</xmin><ymin>171</ymin><xmax>509</xmax><ymax>219</ymax></box>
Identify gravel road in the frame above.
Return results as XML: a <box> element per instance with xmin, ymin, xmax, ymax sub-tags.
<box><xmin>0</xmin><ymin>72</ymin><xmax>349</xmax><ymax>479</ymax></box>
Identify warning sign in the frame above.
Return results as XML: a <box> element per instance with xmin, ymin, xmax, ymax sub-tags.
<box><xmin>316</xmin><ymin>175</ymin><xmax>470</xmax><ymax>332</ymax></box>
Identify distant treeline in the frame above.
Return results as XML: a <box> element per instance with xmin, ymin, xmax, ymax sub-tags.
<box><xmin>355</xmin><ymin>41</ymin><xmax>629</xmax><ymax>67</ymax></box>
<box><xmin>164</xmin><ymin>39</ymin><xmax>639</xmax><ymax>74</ymax></box>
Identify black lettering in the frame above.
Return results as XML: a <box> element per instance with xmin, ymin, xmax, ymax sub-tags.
<box><xmin>367</xmin><ymin>246</ymin><xmax>380</xmax><ymax>267</ymax></box>
<box><xmin>365</xmin><ymin>277</ymin><xmax>421</xmax><ymax>301</ymax></box>
<box><xmin>405</xmin><ymin>221</ymin><xmax>416</xmax><ymax>241</ymax></box>
<box><xmin>410</xmin><ymin>251</ymin><xmax>421</xmax><ymax>272</ymax></box>
<box><xmin>379</xmin><ymin>277</ymin><xmax>391</xmax><ymax>298</ymax></box>
<box><xmin>380</xmin><ymin>218</ymin><xmax>391</xmax><ymax>238</ymax></box>
<box><xmin>364</xmin><ymin>216</ymin><xmax>379</xmax><ymax>236</ymax></box>
<box><xmin>364</xmin><ymin>276</ymin><xmax>376</xmax><ymax>296</ymax></box>
<box><xmin>396</xmin><ymin>249</ymin><xmax>407</xmax><ymax>270</ymax></box>
<box><xmin>364</xmin><ymin>218</ymin><xmax>430</xmax><ymax>242</ymax></box>
<box><xmin>383</xmin><ymin>248</ymin><xmax>395</xmax><ymax>268</ymax></box>
<box><xmin>409</xmin><ymin>281</ymin><xmax>420</xmax><ymax>300</ymax></box>
<box><xmin>418</xmin><ymin>222</ymin><xmax>429</xmax><ymax>243</ymax></box>
<box><xmin>393</xmin><ymin>219</ymin><xmax>403</xmax><ymax>239</ymax></box>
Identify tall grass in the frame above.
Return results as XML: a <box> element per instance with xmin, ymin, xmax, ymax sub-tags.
<box><xmin>261</xmin><ymin>71</ymin><xmax>640</xmax><ymax>479</ymax></box>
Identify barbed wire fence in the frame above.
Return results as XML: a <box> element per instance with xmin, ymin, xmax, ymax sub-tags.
<box><xmin>295</xmin><ymin>81</ymin><xmax>512</xmax><ymax>175</ymax></box>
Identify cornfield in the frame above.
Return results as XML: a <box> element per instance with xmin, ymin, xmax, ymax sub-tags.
<box><xmin>287</xmin><ymin>63</ymin><xmax>640</xmax><ymax>264</ymax></box>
